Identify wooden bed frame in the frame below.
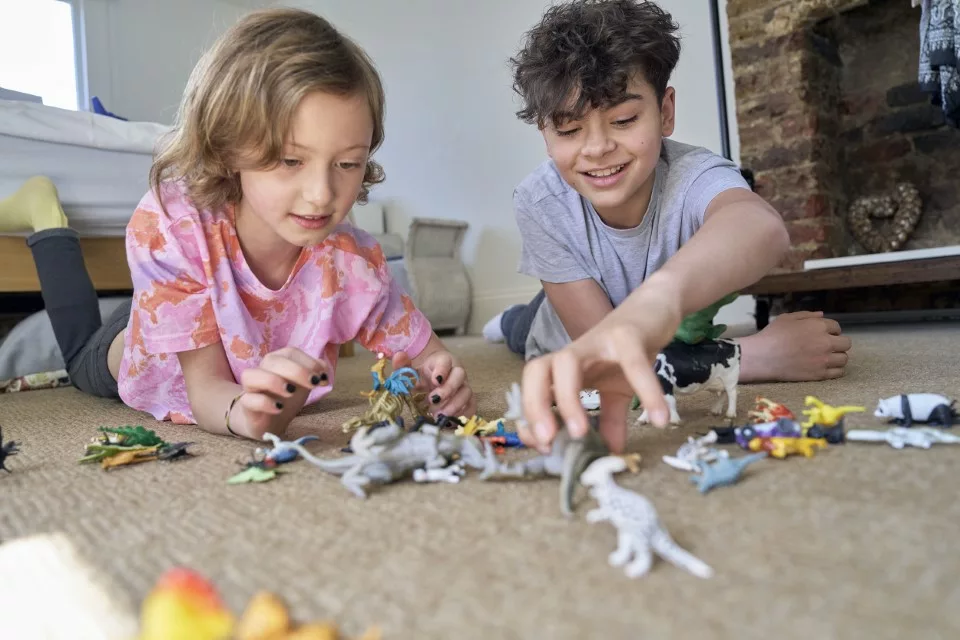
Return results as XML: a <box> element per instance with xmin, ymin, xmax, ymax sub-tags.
<box><xmin>0</xmin><ymin>235</ymin><xmax>354</xmax><ymax>356</ymax></box>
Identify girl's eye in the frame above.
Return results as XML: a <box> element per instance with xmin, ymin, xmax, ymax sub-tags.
<box><xmin>338</xmin><ymin>162</ymin><xmax>362</xmax><ymax>170</ymax></box>
<box><xmin>282</xmin><ymin>158</ymin><xmax>302</xmax><ymax>168</ymax></box>
<box><xmin>555</xmin><ymin>127</ymin><xmax>580</xmax><ymax>137</ymax></box>
<box><xmin>613</xmin><ymin>116</ymin><xmax>638</xmax><ymax>127</ymax></box>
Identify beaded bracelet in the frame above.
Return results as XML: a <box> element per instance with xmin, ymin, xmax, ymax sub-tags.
<box><xmin>224</xmin><ymin>391</ymin><xmax>246</xmax><ymax>438</ymax></box>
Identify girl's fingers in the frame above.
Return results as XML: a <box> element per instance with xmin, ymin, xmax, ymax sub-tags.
<box><xmin>434</xmin><ymin>385</ymin><xmax>473</xmax><ymax>420</ymax></box>
<box><xmin>429</xmin><ymin>366</ymin><xmax>466</xmax><ymax>408</ymax></box>
<box><xmin>238</xmin><ymin>390</ymin><xmax>286</xmax><ymax>416</ymax></box>
<box><xmin>240</xmin><ymin>367</ymin><xmax>296</xmax><ymax>401</ymax></box>
<box><xmin>424</xmin><ymin>352</ymin><xmax>454</xmax><ymax>388</ymax></box>
<box><xmin>261</xmin><ymin>353</ymin><xmax>323</xmax><ymax>389</ymax></box>
<box><xmin>275</xmin><ymin>347</ymin><xmax>329</xmax><ymax>380</ymax></box>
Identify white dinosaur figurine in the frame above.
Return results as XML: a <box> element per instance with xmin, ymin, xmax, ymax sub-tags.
<box><xmin>579</xmin><ymin>456</ymin><xmax>714</xmax><ymax>579</ymax></box>
<box><xmin>847</xmin><ymin>426</ymin><xmax>960</xmax><ymax>449</ymax></box>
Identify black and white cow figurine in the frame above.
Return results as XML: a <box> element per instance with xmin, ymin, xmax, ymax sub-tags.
<box><xmin>874</xmin><ymin>393</ymin><xmax>957</xmax><ymax>428</ymax></box>
<box><xmin>637</xmin><ymin>338</ymin><xmax>740</xmax><ymax>425</ymax></box>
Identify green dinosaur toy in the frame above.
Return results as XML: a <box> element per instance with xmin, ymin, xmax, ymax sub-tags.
<box><xmin>629</xmin><ymin>292</ymin><xmax>740</xmax><ymax>410</ymax></box>
<box><xmin>673</xmin><ymin>292</ymin><xmax>739</xmax><ymax>345</ymax></box>
<box><xmin>98</xmin><ymin>425</ymin><xmax>166</xmax><ymax>447</ymax></box>
<box><xmin>79</xmin><ymin>443</ymin><xmax>158</xmax><ymax>464</ymax></box>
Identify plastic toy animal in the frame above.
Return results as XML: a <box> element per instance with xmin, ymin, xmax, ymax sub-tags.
<box><xmin>673</xmin><ymin>291</ymin><xmax>738</xmax><ymax>345</ymax></box>
<box><xmin>662</xmin><ymin>431</ymin><xmax>729</xmax><ymax>472</ymax></box>
<box><xmin>874</xmin><ymin>393</ymin><xmax>957</xmax><ymax>427</ymax></box>
<box><xmin>580</xmin><ymin>389</ymin><xmax>601</xmax><ymax>410</ymax></box>
<box><xmin>747</xmin><ymin>396</ymin><xmax>795</xmax><ymax>423</ymax></box>
<box><xmin>805</xmin><ymin>423</ymin><xmax>846</xmax><ymax>444</ymax></box>
<box><xmin>256</xmin><ymin>434</ymin><xmax>320</xmax><ymax>464</ymax></box>
<box><xmin>748</xmin><ymin>436</ymin><xmax>828</xmax><ymax>459</ymax></box>
<box><xmin>636</xmin><ymin>339</ymin><xmax>740</xmax><ymax>425</ymax></box>
<box><xmin>0</xmin><ymin>425</ymin><xmax>19</xmax><ymax>473</ymax></box>
<box><xmin>480</xmin><ymin>383</ymin><xmax>610</xmax><ymax>515</ymax></box>
<box><xmin>268</xmin><ymin>421</ymin><xmax>497</xmax><ymax>498</ymax></box>
<box><xmin>801</xmin><ymin>396</ymin><xmax>864</xmax><ymax>429</ymax></box>
<box><xmin>690</xmin><ymin>452</ymin><xmax>767</xmax><ymax>494</ymax></box>
<box><xmin>847</xmin><ymin>427</ymin><xmax>960</xmax><ymax>449</ymax></box>
<box><xmin>732</xmin><ymin>418</ymin><xmax>803</xmax><ymax>449</ymax></box>
<box><xmin>580</xmin><ymin>456</ymin><xmax>714</xmax><ymax>579</ymax></box>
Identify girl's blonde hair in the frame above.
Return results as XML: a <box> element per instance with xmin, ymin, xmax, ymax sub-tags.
<box><xmin>150</xmin><ymin>8</ymin><xmax>385</xmax><ymax>213</ymax></box>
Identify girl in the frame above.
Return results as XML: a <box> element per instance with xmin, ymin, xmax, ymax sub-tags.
<box><xmin>0</xmin><ymin>8</ymin><xmax>476</xmax><ymax>440</ymax></box>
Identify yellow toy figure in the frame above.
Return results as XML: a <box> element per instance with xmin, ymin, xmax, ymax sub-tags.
<box><xmin>801</xmin><ymin>395</ymin><xmax>865</xmax><ymax>429</ymax></box>
<box><xmin>748</xmin><ymin>436</ymin><xmax>828</xmax><ymax>459</ymax></box>
<box><xmin>361</xmin><ymin>352</ymin><xmax>389</xmax><ymax>399</ymax></box>
<box><xmin>137</xmin><ymin>568</ymin><xmax>235</xmax><ymax>640</ymax></box>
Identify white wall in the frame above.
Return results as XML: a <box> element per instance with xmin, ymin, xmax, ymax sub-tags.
<box><xmin>79</xmin><ymin>0</ymin><xmax>263</xmax><ymax>124</ymax></box>
<box><xmin>275</xmin><ymin>0</ymin><xmax>741</xmax><ymax>333</ymax></box>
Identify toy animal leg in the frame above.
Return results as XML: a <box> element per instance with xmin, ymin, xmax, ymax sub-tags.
<box><xmin>608</xmin><ymin>531</ymin><xmax>634</xmax><ymax>567</ymax></box>
<box><xmin>724</xmin><ymin>382</ymin><xmax>738</xmax><ymax>419</ymax></box>
<box><xmin>709</xmin><ymin>392</ymin><xmax>726</xmax><ymax>416</ymax></box>
<box><xmin>586</xmin><ymin>507</ymin><xmax>609</xmax><ymax>524</ymax></box>
<box><xmin>639</xmin><ymin>395</ymin><xmax>680</xmax><ymax>424</ymax></box>
<box><xmin>930</xmin><ymin>404</ymin><xmax>954</xmax><ymax>427</ymax></box>
<box><xmin>341</xmin><ymin>470</ymin><xmax>371</xmax><ymax>499</ymax></box>
<box><xmin>622</xmin><ymin>541</ymin><xmax>653</xmax><ymax>578</ymax></box>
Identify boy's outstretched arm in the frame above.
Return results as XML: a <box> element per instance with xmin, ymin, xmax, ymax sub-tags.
<box><xmin>521</xmin><ymin>188</ymin><xmax>790</xmax><ymax>451</ymax></box>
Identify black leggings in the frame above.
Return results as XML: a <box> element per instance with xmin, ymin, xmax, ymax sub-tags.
<box><xmin>500</xmin><ymin>289</ymin><xmax>546</xmax><ymax>357</ymax></box>
<box><xmin>26</xmin><ymin>228</ymin><xmax>130</xmax><ymax>398</ymax></box>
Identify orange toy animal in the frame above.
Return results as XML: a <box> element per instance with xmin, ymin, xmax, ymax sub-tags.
<box><xmin>747</xmin><ymin>396</ymin><xmax>795</xmax><ymax>423</ymax></box>
<box><xmin>137</xmin><ymin>568</ymin><xmax>235</xmax><ymax>640</ymax></box>
<box><xmin>748</xmin><ymin>436</ymin><xmax>828</xmax><ymax>459</ymax></box>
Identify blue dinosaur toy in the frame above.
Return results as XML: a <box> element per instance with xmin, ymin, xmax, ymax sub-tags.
<box><xmin>262</xmin><ymin>435</ymin><xmax>320</xmax><ymax>464</ymax></box>
<box><xmin>689</xmin><ymin>452</ymin><xmax>767</xmax><ymax>494</ymax></box>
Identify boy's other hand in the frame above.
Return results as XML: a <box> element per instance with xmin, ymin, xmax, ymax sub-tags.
<box><xmin>393</xmin><ymin>349</ymin><xmax>477</xmax><ymax>420</ymax></box>
<box><xmin>520</xmin><ymin>285</ymin><xmax>683</xmax><ymax>453</ymax></box>
<box><xmin>739</xmin><ymin>311</ymin><xmax>851</xmax><ymax>382</ymax></box>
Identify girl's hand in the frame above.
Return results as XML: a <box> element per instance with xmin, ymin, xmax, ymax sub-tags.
<box><xmin>233</xmin><ymin>347</ymin><xmax>329</xmax><ymax>439</ymax></box>
<box><xmin>520</xmin><ymin>284</ymin><xmax>683</xmax><ymax>453</ymax></box>
<box><xmin>393</xmin><ymin>349</ymin><xmax>476</xmax><ymax>420</ymax></box>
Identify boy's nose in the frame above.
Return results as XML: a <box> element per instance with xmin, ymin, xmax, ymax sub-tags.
<box><xmin>580</xmin><ymin>128</ymin><xmax>616</xmax><ymax>158</ymax></box>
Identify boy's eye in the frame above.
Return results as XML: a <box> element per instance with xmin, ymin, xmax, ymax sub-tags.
<box><xmin>338</xmin><ymin>162</ymin><xmax>362</xmax><ymax>170</ymax></box>
<box><xmin>282</xmin><ymin>158</ymin><xmax>302</xmax><ymax>168</ymax></box>
<box><xmin>613</xmin><ymin>116</ymin><xmax>638</xmax><ymax>127</ymax></box>
<box><xmin>555</xmin><ymin>127</ymin><xmax>580</xmax><ymax>137</ymax></box>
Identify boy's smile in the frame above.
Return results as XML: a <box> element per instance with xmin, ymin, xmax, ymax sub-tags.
<box><xmin>542</xmin><ymin>76</ymin><xmax>675</xmax><ymax>229</ymax></box>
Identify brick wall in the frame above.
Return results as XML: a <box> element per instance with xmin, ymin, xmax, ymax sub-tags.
<box><xmin>727</xmin><ymin>0</ymin><xmax>960</xmax><ymax>272</ymax></box>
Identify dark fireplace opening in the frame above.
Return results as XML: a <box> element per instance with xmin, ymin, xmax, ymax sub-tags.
<box><xmin>814</xmin><ymin>0</ymin><xmax>960</xmax><ymax>257</ymax></box>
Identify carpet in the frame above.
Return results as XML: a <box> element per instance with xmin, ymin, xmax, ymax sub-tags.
<box><xmin>2</xmin><ymin>323</ymin><xmax>960</xmax><ymax>639</ymax></box>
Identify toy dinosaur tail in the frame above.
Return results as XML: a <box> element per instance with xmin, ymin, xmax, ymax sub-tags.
<box><xmin>559</xmin><ymin>435</ymin><xmax>608</xmax><ymax>517</ymax></box>
<box><xmin>649</xmin><ymin>530</ymin><xmax>714</xmax><ymax>579</ymax></box>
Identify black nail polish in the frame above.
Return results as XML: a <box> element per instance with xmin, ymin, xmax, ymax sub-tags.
<box><xmin>310</xmin><ymin>375</ymin><xmax>320</xmax><ymax>385</ymax></box>
<box><xmin>436</xmin><ymin>375</ymin><xmax>443</xmax><ymax>384</ymax></box>
<box><xmin>432</xmin><ymin>394</ymin><xmax>441</xmax><ymax>404</ymax></box>
<box><xmin>319</xmin><ymin>373</ymin><xmax>328</xmax><ymax>383</ymax></box>
<box><xmin>286</xmin><ymin>383</ymin><xmax>296</xmax><ymax>393</ymax></box>
<box><xmin>275</xmin><ymin>401</ymin><xmax>284</xmax><ymax>410</ymax></box>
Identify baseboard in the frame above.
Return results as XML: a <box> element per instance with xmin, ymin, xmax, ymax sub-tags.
<box><xmin>468</xmin><ymin>288</ymin><xmax>541</xmax><ymax>335</ymax></box>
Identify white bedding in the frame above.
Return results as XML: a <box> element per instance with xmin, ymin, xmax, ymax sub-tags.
<box><xmin>0</xmin><ymin>99</ymin><xmax>169</xmax><ymax>237</ymax></box>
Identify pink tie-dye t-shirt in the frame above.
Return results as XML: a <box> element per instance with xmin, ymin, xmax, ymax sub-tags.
<box><xmin>117</xmin><ymin>182</ymin><xmax>433</xmax><ymax>424</ymax></box>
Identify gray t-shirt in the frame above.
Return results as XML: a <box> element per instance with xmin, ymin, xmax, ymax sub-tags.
<box><xmin>515</xmin><ymin>138</ymin><xmax>750</xmax><ymax>360</ymax></box>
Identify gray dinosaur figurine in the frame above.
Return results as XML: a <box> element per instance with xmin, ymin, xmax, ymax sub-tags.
<box><xmin>689</xmin><ymin>452</ymin><xmax>767</xmax><ymax>494</ymax></box>
<box><xmin>263</xmin><ymin>421</ymin><xmax>497</xmax><ymax>498</ymax></box>
<box><xmin>479</xmin><ymin>383</ymin><xmax>610</xmax><ymax>516</ymax></box>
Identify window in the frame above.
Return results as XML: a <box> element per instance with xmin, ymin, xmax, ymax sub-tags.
<box><xmin>0</xmin><ymin>0</ymin><xmax>83</xmax><ymax>110</ymax></box>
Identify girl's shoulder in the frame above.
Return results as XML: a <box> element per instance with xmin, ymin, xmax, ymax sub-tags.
<box><xmin>316</xmin><ymin>223</ymin><xmax>389</xmax><ymax>270</ymax></box>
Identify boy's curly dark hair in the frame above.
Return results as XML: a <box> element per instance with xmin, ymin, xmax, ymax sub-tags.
<box><xmin>510</xmin><ymin>0</ymin><xmax>681</xmax><ymax>129</ymax></box>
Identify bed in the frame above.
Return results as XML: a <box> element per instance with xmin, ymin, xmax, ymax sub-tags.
<box><xmin>0</xmin><ymin>98</ymin><xmax>166</xmax><ymax>292</ymax></box>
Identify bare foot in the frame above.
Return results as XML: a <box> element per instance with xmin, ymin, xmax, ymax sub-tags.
<box><xmin>738</xmin><ymin>311</ymin><xmax>851</xmax><ymax>382</ymax></box>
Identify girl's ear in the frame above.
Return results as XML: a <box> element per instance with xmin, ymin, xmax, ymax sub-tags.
<box><xmin>660</xmin><ymin>87</ymin><xmax>676</xmax><ymax>137</ymax></box>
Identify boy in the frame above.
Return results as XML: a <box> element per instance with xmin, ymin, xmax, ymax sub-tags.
<box><xmin>485</xmin><ymin>0</ymin><xmax>851</xmax><ymax>453</ymax></box>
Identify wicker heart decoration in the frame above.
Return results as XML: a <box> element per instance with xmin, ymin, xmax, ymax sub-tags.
<box><xmin>846</xmin><ymin>182</ymin><xmax>922</xmax><ymax>254</ymax></box>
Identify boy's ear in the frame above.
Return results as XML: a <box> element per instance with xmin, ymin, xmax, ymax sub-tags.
<box><xmin>660</xmin><ymin>87</ymin><xmax>676</xmax><ymax>137</ymax></box>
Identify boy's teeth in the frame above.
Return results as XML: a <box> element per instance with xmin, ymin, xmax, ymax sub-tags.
<box><xmin>586</xmin><ymin>164</ymin><xmax>624</xmax><ymax>177</ymax></box>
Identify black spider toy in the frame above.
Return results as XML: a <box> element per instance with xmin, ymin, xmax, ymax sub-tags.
<box><xmin>0</xmin><ymin>425</ymin><xmax>20</xmax><ymax>473</ymax></box>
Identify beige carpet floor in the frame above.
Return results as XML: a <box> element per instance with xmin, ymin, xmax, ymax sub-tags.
<box><xmin>2</xmin><ymin>323</ymin><xmax>960</xmax><ymax>639</ymax></box>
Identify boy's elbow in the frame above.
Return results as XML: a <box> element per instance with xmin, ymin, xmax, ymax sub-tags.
<box><xmin>758</xmin><ymin>201</ymin><xmax>791</xmax><ymax>263</ymax></box>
